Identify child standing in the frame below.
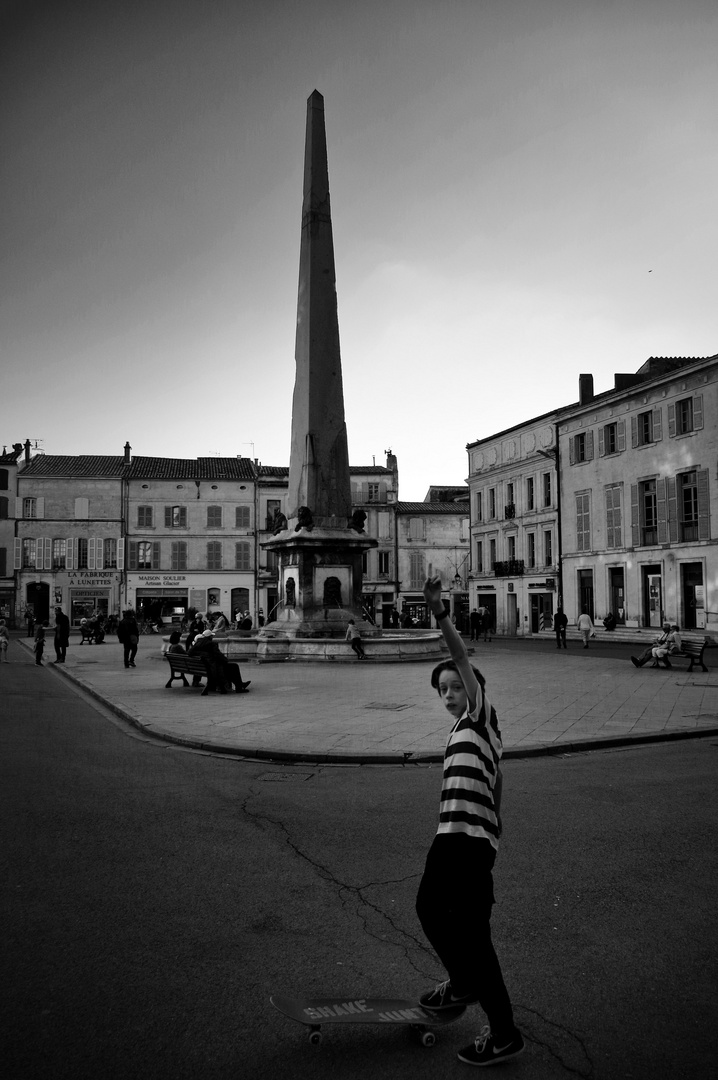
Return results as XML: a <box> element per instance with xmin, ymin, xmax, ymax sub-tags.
<box><xmin>417</xmin><ymin>575</ymin><xmax>524</xmax><ymax>1067</ymax></box>
<box><xmin>345</xmin><ymin>619</ymin><xmax>366</xmax><ymax>660</ymax></box>
<box><xmin>33</xmin><ymin>622</ymin><xmax>47</xmax><ymax>665</ymax></box>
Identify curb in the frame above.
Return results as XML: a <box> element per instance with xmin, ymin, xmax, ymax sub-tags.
<box><xmin>30</xmin><ymin>641</ymin><xmax>718</xmax><ymax>766</ymax></box>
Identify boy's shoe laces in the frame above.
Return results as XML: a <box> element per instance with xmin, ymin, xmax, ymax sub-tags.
<box><xmin>474</xmin><ymin>1024</ymin><xmax>492</xmax><ymax>1052</ymax></box>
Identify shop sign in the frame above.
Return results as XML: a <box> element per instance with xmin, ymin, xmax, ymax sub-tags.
<box><xmin>67</xmin><ymin>572</ymin><xmax>116</xmax><ymax>585</ymax></box>
<box><xmin>136</xmin><ymin>575</ymin><xmax>188</xmax><ymax>584</ymax></box>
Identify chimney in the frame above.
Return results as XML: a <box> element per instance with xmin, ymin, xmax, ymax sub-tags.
<box><xmin>124</xmin><ymin>442</ymin><xmax>132</xmax><ymax>464</ymax></box>
<box><xmin>579</xmin><ymin>374</ymin><xmax>594</xmax><ymax>406</ymax></box>
<box><xmin>24</xmin><ymin>439</ymin><xmax>31</xmax><ymax>465</ymax></box>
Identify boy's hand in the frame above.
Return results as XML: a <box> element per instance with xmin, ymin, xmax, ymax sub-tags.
<box><xmin>423</xmin><ymin>575</ymin><xmax>443</xmax><ymax>606</ymax></box>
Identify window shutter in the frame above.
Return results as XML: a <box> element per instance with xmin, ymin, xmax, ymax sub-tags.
<box><xmin>179</xmin><ymin>506</ymin><xmax>187</xmax><ymax>527</ymax></box>
<box><xmin>697</xmin><ymin>469</ymin><xmax>710</xmax><ymax>540</ymax></box>
<box><xmin>586</xmin><ymin>430</ymin><xmax>594</xmax><ymax>461</ymax></box>
<box><xmin>613</xmin><ymin>489</ymin><xmax>622</xmax><ymax>547</ymax></box>
<box><xmin>652</xmin><ymin>407</ymin><xmax>662</xmax><ymax>441</ymax></box>
<box><xmin>569</xmin><ymin>437</ymin><xmax>575</xmax><ymax>465</ymax></box>
<box><xmin>16</xmin><ymin>497</ymin><xmax>23</xmax><ymax>518</ymax></box>
<box><xmin>605</xmin><ymin>488</ymin><xmax>614</xmax><ymax>548</ymax></box>
<box><xmin>598</xmin><ymin>428</ymin><xmax>605</xmax><ymax>457</ymax></box>
<box><xmin>165</xmin><ymin>506</ymin><xmax>172</xmax><ymax>528</ymax></box>
<box><xmin>666</xmin><ymin>478</ymin><xmax>678</xmax><ymax>542</ymax></box>
<box><xmin>667</xmin><ymin>403</ymin><xmax>676</xmax><ymax>438</ymax></box>
<box><xmin>128</xmin><ymin>542</ymin><xmax>137</xmax><ymax>570</ymax></box>
<box><xmin>152</xmin><ymin>542</ymin><xmax>161</xmax><ymax>569</ymax></box>
<box><xmin>630</xmin><ymin>484</ymin><xmax>639</xmax><ymax>546</ymax></box>
<box><xmin>36</xmin><ymin>497</ymin><xmax>45</xmax><ymax>519</ymax></box>
<box><xmin>117</xmin><ymin>538</ymin><xmax>125</xmax><ymax>570</ymax></box>
<box><xmin>14</xmin><ymin>537</ymin><xmax>22</xmax><ymax>570</ymax></box>
<box><xmin>656</xmin><ymin>479</ymin><xmax>667</xmax><ymax>543</ymax></box>
<box><xmin>631</xmin><ymin>416</ymin><xmax>638</xmax><ymax>448</ymax></box>
<box><xmin>95</xmin><ymin>538</ymin><xmax>103</xmax><ymax>570</ymax></box>
<box><xmin>693</xmin><ymin>394</ymin><xmax>703</xmax><ymax>431</ymax></box>
<box><xmin>44</xmin><ymin>537</ymin><xmax>52</xmax><ymax>568</ymax></box>
<box><xmin>88</xmin><ymin>537</ymin><xmax>96</xmax><ymax>569</ymax></box>
<box><xmin>66</xmin><ymin>538</ymin><xmax>74</xmax><ymax>570</ymax></box>
<box><xmin>617</xmin><ymin>420</ymin><xmax>626</xmax><ymax>452</ymax></box>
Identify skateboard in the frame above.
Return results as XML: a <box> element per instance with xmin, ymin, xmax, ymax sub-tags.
<box><xmin>270</xmin><ymin>993</ymin><xmax>465</xmax><ymax>1047</ymax></box>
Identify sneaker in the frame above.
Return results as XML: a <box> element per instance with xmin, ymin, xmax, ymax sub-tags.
<box><xmin>457</xmin><ymin>1025</ymin><xmax>525</xmax><ymax>1066</ymax></box>
<box><xmin>420</xmin><ymin>980</ymin><xmax>479</xmax><ymax>1011</ymax></box>
<box><xmin>630</xmin><ymin>656</ymin><xmax>641</xmax><ymax>667</ymax></box>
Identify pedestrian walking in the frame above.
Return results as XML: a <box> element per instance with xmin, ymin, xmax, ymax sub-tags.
<box><xmin>0</xmin><ymin>619</ymin><xmax>9</xmax><ymax>662</ymax></box>
<box><xmin>52</xmin><ymin>607</ymin><xmax>70</xmax><ymax>663</ymax></box>
<box><xmin>117</xmin><ymin>609</ymin><xmax>140</xmax><ymax>668</ymax></box>
<box><xmin>554</xmin><ymin>607</ymin><xmax>568</xmax><ymax>649</ymax></box>
<box><xmin>416</xmin><ymin>576</ymin><xmax>523</xmax><ymax>1066</ymax></box>
<box><xmin>469</xmin><ymin>608</ymin><xmax>481</xmax><ymax>642</ymax></box>
<box><xmin>34</xmin><ymin>622</ymin><xmax>47</xmax><ymax>665</ymax></box>
<box><xmin>480</xmin><ymin>605</ymin><xmax>492</xmax><ymax>642</ymax></box>
<box><xmin>577</xmin><ymin>609</ymin><xmax>595</xmax><ymax>649</ymax></box>
<box><xmin>345</xmin><ymin>618</ymin><xmax>366</xmax><ymax>659</ymax></box>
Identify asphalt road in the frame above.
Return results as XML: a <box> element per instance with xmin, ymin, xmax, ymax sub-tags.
<box><xmin>2</xmin><ymin>649</ymin><xmax>716</xmax><ymax>1080</ymax></box>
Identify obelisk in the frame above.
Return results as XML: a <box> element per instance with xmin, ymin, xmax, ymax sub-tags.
<box><xmin>259</xmin><ymin>91</ymin><xmax>377</xmax><ymax>657</ymax></box>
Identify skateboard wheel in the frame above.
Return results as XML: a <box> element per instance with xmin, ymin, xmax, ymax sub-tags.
<box><xmin>308</xmin><ymin>1029</ymin><xmax>322</xmax><ymax>1046</ymax></box>
<box><xmin>421</xmin><ymin>1031</ymin><xmax>436</xmax><ymax>1048</ymax></box>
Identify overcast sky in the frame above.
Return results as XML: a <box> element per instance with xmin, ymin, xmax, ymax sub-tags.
<box><xmin>2</xmin><ymin>0</ymin><xmax>716</xmax><ymax>500</ymax></box>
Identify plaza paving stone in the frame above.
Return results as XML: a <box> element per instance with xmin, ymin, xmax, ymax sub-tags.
<box><xmin>21</xmin><ymin>635</ymin><xmax>718</xmax><ymax>762</ymax></box>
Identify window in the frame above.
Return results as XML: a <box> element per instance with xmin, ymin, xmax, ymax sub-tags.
<box><xmin>677</xmin><ymin>398</ymin><xmax>693</xmax><ymax>434</ymax></box>
<box><xmin>544</xmin><ymin>530</ymin><xmax>553</xmax><ymax>566</ymax></box>
<box><xmin>362</xmin><ymin>551</ymin><xmax>369</xmax><ymax>574</ymax></box>
<box><xmin>409</xmin><ymin>551</ymin><xmax>425</xmax><ymax>589</ymax></box>
<box><xmin>378</xmin><ymin>551</ymin><xmax>390</xmax><ymax>576</ymax></box>
<box><xmin>266</xmin><ymin>499</ymin><xmax>282</xmax><ymax>530</ymax></box>
<box><xmin>366</xmin><ymin>483</ymin><xmax>380</xmax><ymax>502</ymax></box>
<box><xmin>138</xmin><ymin>541</ymin><xmax>154</xmax><ymax>570</ymax></box>
<box><xmin>604</xmin><ymin>423</ymin><xmax>617</xmax><ymax>455</ymax></box>
<box><xmin>0</xmin><ymin>497</ymin><xmax>7</xmax><ymax>520</ymax></box>
<box><xmin>679</xmin><ymin>471</ymin><xmax>698</xmax><ymax>541</ymax></box>
<box><xmin>0</xmin><ymin>469</ymin><xmax>7</xmax><ymax>490</ymax></box>
<box><xmin>76</xmin><ymin>538</ymin><xmax>88</xmax><ymax>569</ymax></box>
<box><xmin>599</xmin><ymin>420</ymin><xmax>626</xmax><ymax>456</ymax></box>
<box><xmin>235</xmin><ymin>542</ymin><xmax>251</xmax><ymax>571</ymax></box>
<box><xmin>507</xmin><ymin>536</ymin><xmax>516</xmax><ymax>561</ymax></box>
<box><xmin>22</xmin><ymin>539</ymin><xmax>36</xmax><ymax>568</ymax></box>
<box><xmin>640</xmin><ymin>480</ymin><xmax>658</xmax><ymax>545</ymax></box>
<box><xmin>207</xmin><ymin>506</ymin><xmax>222</xmax><ymax>528</ymax></box>
<box><xmin>489</xmin><ymin>489</ymin><xmax>496</xmax><ymax>519</ymax></box>
<box><xmin>526</xmin><ymin>478</ymin><xmax>534</xmax><ymax>511</ymax></box>
<box><xmin>633</xmin><ymin>408</ymin><xmax>662</xmax><ymax>447</ymax></box>
<box><xmin>103</xmin><ymin>539</ymin><xmax>118</xmax><ymax>569</ymax></box>
<box><xmin>489</xmin><ymin>538</ymin><xmax>497</xmax><ymax>569</ymax></box>
<box><xmin>575</xmin><ymin>433</ymin><xmax>586</xmax><ymax>462</ymax></box>
<box><xmin>378</xmin><ymin>512</ymin><xmax>391</xmax><ymax>540</ymax></box>
<box><xmin>207</xmin><ymin>541</ymin><xmax>222</xmax><ymax>570</ymax></box>
<box><xmin>52</xmin><ymin>539</ymin><xmax>66</xmax><ymax>570</ymax></box>
<box><xmin>23</xmin><ymin>497</ymin><xmax>37</xmax><ymax>519</ymax></box>
<box><xmin>669</xmin><ymin>395</ymin><xmax>703</xmax><ymax>438</ymax></box>
<box><xmin>576</xmin><ymin>493</ymin><xmax>591</xmax><ymax>551</ymax></box>
<box><xmin>507</xmin><ymin>483</ymin><xmax>514</xmax><ymax>505</ymax></box>
<box><xmin>542</xmin><ymin>473</ymin><xmax>551</xmax><ymax>507</ymax></box>
<box><xmin>570</xmin><ymin>431</ymin><xmax>594</xmax><ymax>464</ymax></box>
<box><xmin>639</xmin><ymin>411</ymin><xmax>652</xmax><ymax>444</ymax></box>
<box><xmin>235</xmin><ymin>505</ymin><xmax>251</xmax><ymax>529</ymax></box>
<box><xmin>527</xmin><ymin>533</ymin><xmax>536</xmax><ymax>568</ymax></box>
<box><xmin>605</xmin><ymin>485</ymin><xmax>622</xmax><ymax>548</ymax></box>
<box><xmin>137</xmin><ymin>506</ymin><xmax>153</xmax><ymax>527</ymax></box>
<box><xmin>475</xmin><ymin>491</ymin><xmax>483</xmax><ymax>522</ymax></box>
<box><xmin>475</xmin><ymin>540</ymin><xmax>483</xmax><ymax>573</ymax></box>
<box><xmin>170</xmin><ymin>541</ymin><xmax>187</xmax><ymax>571</ymax></box>
<box><xmin>165</xmin><ymin>505</ymin><xmax>187</xmax><ymax>528</ymax></box>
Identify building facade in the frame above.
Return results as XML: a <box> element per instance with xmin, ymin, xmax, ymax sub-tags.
<box><xmin>466</xmin><ymin>414</ymin><xmax>561</xmax><ymax>636</ymax></box>
<box><xmin>0</xmin><ymin>445</ymin><xmax>22</xmax><ymax>623</ymax></box>
<box><xmin>560</xmin><ymin>356</ymin><xmax>717</xmax><ymax>633</ymax></box>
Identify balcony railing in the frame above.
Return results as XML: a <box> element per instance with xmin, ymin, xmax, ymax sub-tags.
<box><xmin>504</xmin><ymin>503</ymin><xmax>516</xmax><ymax>519</ymax></box>
<box><xmin>494</xmin><ymin>559</ymin><xmax>525</xmax><ymax>577</ymax></box>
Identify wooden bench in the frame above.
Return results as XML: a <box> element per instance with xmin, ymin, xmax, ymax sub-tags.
<box><xmin>164</xmin><ymin>653</ymin><xmax>217</xmax><ymax>695</ymax></box>
<box><xmin>678</xmin><ymin>637</ymin><xmax>710</xmax><ymax>672</ymax></box>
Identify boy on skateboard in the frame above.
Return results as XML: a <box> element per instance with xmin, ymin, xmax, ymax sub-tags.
<box><xmin>416</xmin><ymin>576</ymin><xmax>524</xmax><ymax>1067</ymax></box>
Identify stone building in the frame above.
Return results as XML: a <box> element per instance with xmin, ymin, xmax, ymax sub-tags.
<box><xmin>0</xmin><ymin>444</ymin><xmax>23</xmax><ymax>623</ymax></box>
<box><xmin>466</xmin><ymin>413</ymin><xmax>562</xmax><ymax>636</ymax></box>
<box><xmin>395</xmin><ymin>497</ymin><xmax>470</xmax><ymax>628</ymax></box>
<box><xmin>560</xmin><ymin>355</ymin><xmax>717</xmax><ymax>633</ymax></box>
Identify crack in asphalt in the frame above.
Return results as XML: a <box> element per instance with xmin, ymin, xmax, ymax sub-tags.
<box><xmin>241</xmin><ymin>785</ymin><xmax>597</xmax><ymax>1075</ymax></box>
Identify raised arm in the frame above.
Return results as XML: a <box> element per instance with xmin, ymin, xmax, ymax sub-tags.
<box><xmin>423</xmin><ymin>575</ymin><xmax>480</xmax><ymax>707</ymax></box>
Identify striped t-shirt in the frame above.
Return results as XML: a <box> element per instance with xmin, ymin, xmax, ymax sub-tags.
<box><xmin>437</xmin><ymin>685</ymin><xmax>503</xmax><ymax>848</ymax></box>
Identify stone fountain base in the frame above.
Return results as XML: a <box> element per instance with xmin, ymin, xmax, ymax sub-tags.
<box><xmin>219</xmin><ymin>630</ymin><xmax>447</xmax><ymax>664</ymax></box>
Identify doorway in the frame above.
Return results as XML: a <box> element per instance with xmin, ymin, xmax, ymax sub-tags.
<box><xmin>577</xmin><ymin>570</ymin><xmax>594</xmax><ymax>621</ymax></box>
<box><xmin>682</xmin><ymin>563</ymin><xmax>705</xmax><ymax>630</ymax></box>
<box><xmin>506</xmin><ymin>593</ymin><xmax>518</xmax><ymax>636</ymax></box>
<box><xmin>530</xmin><ymin>594</ymin><xmax>554</xmax><ymax>632</ymax></box>
<box><xmin>26</xmin><ymin>582</ymin><xmax>50</xmax><ymax>624</ymax></box>
<box><xmin>642</xmin><ymin>566</ymin><xmax>663</xmax><ymax>628</ymax></box>
<box><xmin>609</xmin><ymin>568</ymin><xmax>626</xmax><ymax>624</ymax></box>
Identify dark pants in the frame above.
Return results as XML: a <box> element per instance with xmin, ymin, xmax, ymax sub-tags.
<box><xmin>54</xmin><ymin>639</ymin><xmax>67</xmax><ymax>662</ymax></box>
<box><xmin>35</xmin><ymin>643</ymin><xmax>44</xmax><ymax>665</ymax></box>
<box><xmin>416</xmin><ymin>833</ymin><xmax>515</xmax><ymax>1038</ymax></box>
<box><xmin>555</xmin><ymin>626</ymin><xmax>567</xmax><ymax>648</ymax></box>
<box><xmin>350</xmin><ymin>639</ymin><xmax>365</xmax><ymax>658</ymax></box>
<box><xmin>122</xmin><ymin>641</ymin><xmax>138</xmax><ymax>667</ymax></box>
